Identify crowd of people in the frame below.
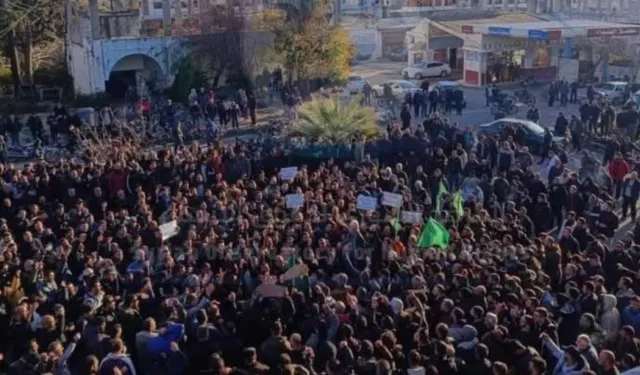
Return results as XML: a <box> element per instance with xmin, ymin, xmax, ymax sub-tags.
<box><xmin>3</xmin><ymin>78</ymin><xmax>640</xmax><ymax>375</ymax></box>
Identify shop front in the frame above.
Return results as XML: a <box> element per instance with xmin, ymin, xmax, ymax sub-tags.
<box><xmin>463</xmin><ymin>36</ymin><xmax>561</xmax><ymax>86</ymax></box>
<box><xmin>459</xmin><ymin>20</ymin><xmax>640</xmax><ymax>87</ymax></box>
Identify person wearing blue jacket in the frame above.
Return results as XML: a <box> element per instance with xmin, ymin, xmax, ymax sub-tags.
<box><xmin>622</xmin><ymin>296</ymin><xmax>640</xmax><ymax>338</ymax></box>
<box><xmin>99</xmin><ymin>338</ymin><xmax>137</xmax><ymax>375</ymax></box>
<box><xmin>147</xmin><ymin>322</ymin><xmax>185</xmax><ymax>356</ymax></box>
<box><xmin>540</xmin><ymin>333</ymin><xmax>589</xmax><ymax>375</ymax></box>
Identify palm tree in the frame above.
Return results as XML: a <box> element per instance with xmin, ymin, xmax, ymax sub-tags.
<box><xmin>292</xmin><ymin>96</ymin><xmax>379</xmax><ymax>142</ymax></box>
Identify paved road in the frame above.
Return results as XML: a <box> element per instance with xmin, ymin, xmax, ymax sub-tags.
<box><xmin>351</xmin><ymin>60</ymin><xmax>586</xmax><ymax>129</ymax></box>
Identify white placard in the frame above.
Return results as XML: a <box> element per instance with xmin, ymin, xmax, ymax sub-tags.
<box><xmin>159</xmin><ymin>220</ymin><xmax>179</xmax><ymax>241</ymax></box>
<box><xmin>356</xmin><ymin>195</ymin><xmax>378</xmax><ymax>211</ymax></box>
<box><xmin>381</xmin><ymin>192</ymin><xmax>403</xmax><ymax>208</ymax></box>
<box><xmin>280</xmin><ymin>167</ymin><xmax>298</xmax><ymax>181</ymax></box>
<box><xmin>286</xmin><ymin>194</ymin><xmax>305</xmax><ymax>209</ymax></box>
<box><xmin>401</xmin><ymin>211</ymin><xmax>423</xmax><ymax>224</ymax></box>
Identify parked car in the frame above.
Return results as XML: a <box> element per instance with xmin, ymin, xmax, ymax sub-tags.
<box><xmin>433</xmin><ymin>81</ymin><xmax>466</xmax><ymax>108</ymax></box>
<box><xmin>345</xmin><ymin>75</ymin><xmax>368</xmax><ymax>95</ymax></box>
<box><xmin>402</xmin><ymin>61</ymin><xmax>451</xmax><ymax>80</ymax></box>
<box><xmin>478</xmin><ymin>118</ymin><xmax>563</xmax><ymax>152</ymax></box>
<box><xmin>389</xmin><ymin>47</ymin><xmax>408</xmax><ymax>62</ymax></box>
<box><xmin>371</xmin><ymin>80</ymin><xmax>418</xmax><ymax>98</ymax></box>
<box><xmin>594</xmin><ymin>81</ymin><xmax>628</xmax><ymax>104</ymax></box>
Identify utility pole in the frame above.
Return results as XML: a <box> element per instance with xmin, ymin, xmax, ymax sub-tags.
<box><xmin>335</xmin><ymin>0</ymin><xmax>341</xmax><ymax>26</ymax></box>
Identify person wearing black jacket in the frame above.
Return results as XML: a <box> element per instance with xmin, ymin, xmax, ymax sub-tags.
<box><xmin>429</xmin><ymin>89</ymin><xmax>440</xmax><ymax>114</ymax></box>
<box><xmin>454</xmin><ymin>89</ymin><xmax>464</xmax><ymax>115</ymax></box>
<box><xmin>589</xmin><ymin>102</ymin><xmax>601</xmax><ymax>135</ymax></box>
<box><xmin>549</xmin><ymin>179</ymin><xmax>568</xmax><ymax>229</ymax></box>
<box><xmin>400</xmin><ymin>104</ymin><xmax>412</xmax><ymax>130</ymax></box>
<box><xmin>595</xmin><ymin>202</ymin><xmax>619</xmax><ymax>241</ymax></box>
<box><xmin>621</xmin><ymin>172</ymin><xmax>640</xmax><ymax>220</ymax></box>
<box><xmin>554</xmin><ymin>113</ymin><xmax>568</xmax><ymax>137</ymax></box>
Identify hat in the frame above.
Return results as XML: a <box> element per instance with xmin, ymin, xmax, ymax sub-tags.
<box><xmin>390</xmin><ymin>298</ymin><xmax>404</xmax><ymax>315</ymax></box>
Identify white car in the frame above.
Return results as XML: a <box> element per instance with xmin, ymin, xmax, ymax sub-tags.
<box><xmin>402</xmin><ymin>62</ymin><xmax>451</xmax><ymax>80</ymax></box>
<box><xmin>595</xmin><ymin>81</ymin><xmax>628</xmax><ymax>104</ymax></box>
<box><xmin>371</xmin><ymin>80</ymin><xmax>418</xmax><ymax>98</ymax></box>
<box><xmin>345</xmin><ymin>75</ymin><xmax>367</xmax><ymax>94</ymax></box>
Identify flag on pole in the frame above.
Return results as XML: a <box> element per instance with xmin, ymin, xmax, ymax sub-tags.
<box><xmin>435</xmin><ymin>181</ymin><xmax>448</xmax><ymax>213</ymax></box>
<box><xmin>416</xmin><ymin>218</ymin><xmax>450</xmax><ymax>249</ymax></box>
<box><xmin>389</xmin><ymin>209</ymin><xmax>401</xmax><ymax>233</ymax></box>
<box><xmin>452</xmin><ymin>191</ymin><xmax>464</xmax><ymax>218</ymax></box>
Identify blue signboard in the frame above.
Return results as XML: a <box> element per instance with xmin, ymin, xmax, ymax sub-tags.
<box><xmin>528</xmin><ymin>29</ymin><xmax>548</xmax><ymax>40</ymax></box>
<box><xmin>488</xmin><ymin>26</ymin><xmax>511</xmax><ymax>36</ymax></box>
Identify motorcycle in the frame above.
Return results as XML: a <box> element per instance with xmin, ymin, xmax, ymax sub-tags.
<box><xmin>490</xmin><ymin>97</ymin><xmax>519</xmax><ymax>115</ymax></box>
<box><xmin>514</xmin><ymin>88</ymin><xmax>536</xmax><ymax>106</ymax></box>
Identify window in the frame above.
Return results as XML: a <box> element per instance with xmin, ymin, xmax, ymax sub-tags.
<box><xmin>153</xmin><ymin>1</ymin><xmax>163</xmax><ymax>9</ymax></box>
<box><xmin>427</xmin><ymin>62</ymin><xmax>442</xmax><ymax>68</ymax></box>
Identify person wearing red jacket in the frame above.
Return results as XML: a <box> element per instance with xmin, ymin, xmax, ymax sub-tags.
<box><xmin>609</xmin><ymin>152</ymin><xmax>630</xmax><ymax>199</ymax></box>
<box><xmin>107</xmin><ymin>163</ymin><xmax>127</xmax><ymax>198</ymax></box>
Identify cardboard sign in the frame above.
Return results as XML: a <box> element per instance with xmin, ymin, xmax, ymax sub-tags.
<box><xmin>401</xmin><ymin>211</ymin><xmax>423</xmax><ymax>224</ymax></box>
<box><xmin>256</xmin><ymin>284</ymin><xmax>287</xmax><ymax>298</ymax></box>
<box><xmin>280</xmin><ymin>167</ymin><xmax>298</xmax><ymax>181</ymax></box>
<box><xmin>280</xmin><ymin>264</ymin><xmax>309</xmax><ymax>283</ymax></box>
<box><xmin>159</xmin><ymin>220</ymin><xmax>179</xmax><ymax>241</ymax></box>
<box><xmin>357</xmin><ymin>195</ymin><xmax>378</xmax><ymax>211</ymax></box>
<box><xmin>286</xmin><ymin>194</ymin><xmax>305</xmax><ymax>209</ymax></box>
<box><xmin>381</xmin><ymin>192</ymin><xmax>403</xmax><ymax>208</ymax></box>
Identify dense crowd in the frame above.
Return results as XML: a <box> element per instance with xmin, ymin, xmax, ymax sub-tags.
<box><xmin>2</xmin><ymin>99</ymin><xmax>640</xmax><ymax>375</ymax></box>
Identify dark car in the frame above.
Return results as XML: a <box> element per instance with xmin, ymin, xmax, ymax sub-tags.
<box><xmin>389</xmin><ymin>47</ymin><xmax>408</xmax><ymax>62</ymax></box>
<box><xmin>478</xmin><ymin>118</ymin><xmax>563</xmax><ymax>152</ymax></box>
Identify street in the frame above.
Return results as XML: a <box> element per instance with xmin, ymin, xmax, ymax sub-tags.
<box><xmin>350</xmin><ymin>60</ymin><xmax>586</xmax><ymax>129</ymax></box>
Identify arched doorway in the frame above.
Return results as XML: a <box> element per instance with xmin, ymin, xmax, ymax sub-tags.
<box><xmin>106</xmin><ymin>54</ymin><xmax>164</xmax><ymax>101</ymax></box>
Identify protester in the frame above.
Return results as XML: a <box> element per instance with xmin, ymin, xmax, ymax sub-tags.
<box><xmin>2</xmin><ymin>81</ymin><xmax>640</xmax><ymax>375</ymax></box>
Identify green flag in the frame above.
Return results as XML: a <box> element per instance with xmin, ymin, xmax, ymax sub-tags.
<box><xmin>452</xmin><ymin>191</ymin><xmax>464</xmax><ymax>218</ymax></box>
<box><xmin>435</xmin><ymin>181</ymin><xmax>448</xmax><ymax>213</ymax></box>
<box><xmin>416</xmin><ymin>218</ymin><xmax>450</xmax><ymax>249</ymax></box>
<box><xmin>389</xmin><ymin>209</ymin><xmax>401</xmax><ymax>233</ymax></box>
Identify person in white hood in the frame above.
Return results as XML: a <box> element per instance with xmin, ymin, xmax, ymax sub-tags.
<box><xmin>600</xmin><ymin>294</ymin><xmax>621</xmax><ymax>342</ymax></box>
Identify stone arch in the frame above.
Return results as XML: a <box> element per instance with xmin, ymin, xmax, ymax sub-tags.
<box><xmin>107</xmin><ymin>53</ymin><xmax>165</xmax><ymax>77</ymax></box>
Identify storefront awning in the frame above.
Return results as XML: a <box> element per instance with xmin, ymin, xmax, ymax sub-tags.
<box><xmin>461</xmin><ymin>20</ymin><xmax>640</xmax><ymax>40</ymax></box>
<box><xmin>429</xmin><ymin>36</ymin><xmax>464</xmax><ymax>50</ymax></box>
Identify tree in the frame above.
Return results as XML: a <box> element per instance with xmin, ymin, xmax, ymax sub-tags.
<box><xmin>270</xmin><ymin>0</ymin><xmax>354</xmax><ymax>84</ymax></box>
<box><xmin>573</xmin><ymin>37</ymin><xmax>628</xmax><ymax>79</ymax></box>
<box><xmin>0</xmin><ymin>0</ymin><xmax>64</xmax><ymax>95</ymax></box>
<box><xmin>190</xmin><ymin>0</ymin><xmax>273</xmax><ymax>92</ymax></box>
<box><xmin>292</xmin><ymin>96</ymin><xmax>378</xmax><ymax>142</ymax></box>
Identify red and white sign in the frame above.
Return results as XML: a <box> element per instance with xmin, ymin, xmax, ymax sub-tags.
<box><xmin>461</xmin><ymin>25</ymin><xmax>474</xmax><ymax>34</ymax></box>
<box><xmin>587</xmin><ymin>27</ymin><xmax>640</xmax><ymax>37</ymax></box>
<box><xmin>547</xmin><ymin>29</ymin><xmax>562</xmax><ymax>40</ymax></box>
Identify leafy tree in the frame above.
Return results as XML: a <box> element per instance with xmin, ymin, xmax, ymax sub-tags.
<box><xmin>270</xmin><ymin>0</ymin><xmax>354</xmax><ymax>84</ymax></box>
<box><xmin>190</xmin><ymin>1</ymin><xmax>262</xmax><ymax>92</ymax></box>
<box><xmin>0</xmin><ymin>0</ymin><xmax>64</xmax><ymax>95</ymax></box>
<box><xmin>573</xmin><ymin>37</ymin><xmax>628</xmax><ymax>79</ymax></box>
<box><xmin>293</xmin><ymin>96</ymin><xmax>378</xmax><ymax>142</ymax></box>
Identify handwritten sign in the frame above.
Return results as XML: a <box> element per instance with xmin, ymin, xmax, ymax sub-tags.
<box><xmin>159</xmin><ymin>220</ymin><xmax>179</xmax><ymax>241</ymax></box>
<box><xmin>280</xmin><ymin>264</ymin><xmax>309</xmax><ymax>283</ymax></box>
<box><xmin>286</xmin><ymin>194</ymin><xmax>305</xmax><ymax>209</ymax></box>
<box><xmin>381</xmin><ymin>192</ymin><xmax>403</xmax><ymax>208</ymax></box>
<box><xmin>256</xmin><ymin>284</ymin><xmax>287</xmax><ymax>298</ymax></box>
<box><xmin>401</xmin><ymin>211</ymin><xmax>423</xmax><ymax>224</ymax></box>
<box><xmin>357</xmin><ymin>195</ymin><xmax>378</xmax><ymax>211</ymax></box>
<box><xmin>280</xmin><ymin>167</ymin><xmax>298</xmax><ymax>181</ymax></box>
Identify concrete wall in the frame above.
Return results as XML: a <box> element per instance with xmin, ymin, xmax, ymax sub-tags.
<box><xmin>100</xmin><ymin>11</ymin><xmax>141</xmax><ymax>38</ymax></box>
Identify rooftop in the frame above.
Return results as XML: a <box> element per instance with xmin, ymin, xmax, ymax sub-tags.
<box><xmin>441</xmin><ymin>12</ymin><xmax>543</xmax><ymax>33</ymax></box>
<box><xmin>466</xmin><ymin>19</ymin><xmax>640</xmax><ymax>30</ymax></box>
